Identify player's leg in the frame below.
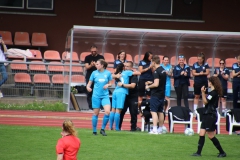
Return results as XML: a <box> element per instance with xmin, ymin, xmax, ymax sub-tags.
<box><xmin>100</xmin><ymin>97</ymin><xmax>111</xmax><ymax>136</ymax></box>
<box><xmin>92</xmin><ymin>97</ymin><xmax>101</xmax><ymax>135</ymax></box>
<box><xmin>115</xmin><ymin>93</ymin><xmax>126</xmax><ymax>131</ymax></box>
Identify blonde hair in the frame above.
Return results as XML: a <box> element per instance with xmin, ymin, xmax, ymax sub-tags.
<box><xmin>62</xmin><ymin>119</ymin><xmax>78</xmax><ymax>137</ymax></box>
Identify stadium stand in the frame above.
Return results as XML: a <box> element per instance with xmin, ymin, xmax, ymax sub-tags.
<box><xmin>64</xmin><ymin>62</ymin><xmax>83</xmax><ymax>74</ymax></box>
<box><xmin>14</xmin><ymin>73</ymin><xmax>32</xmax><ymax>87</ymax></box>
<box><xmin>226</xmin><ymin>58</ymin><xmax>237</xmax><ymax>68</ymax></box>
<box><xmin>188</xmin><ymin>57</ymin><xmax>198</xmax><ymax>67</ymax></box>
<box><xmin>29</xmin><ymin>61</ymin><xmax>47</xmax><ymax>74</ymax></box>
<box><xmin>14</xmin><ymin>32</ymin><xmax>31</xmax><ymax>46</ymax></box>
<box><xmin>80</xmin><ymin>52</ymin><xmax>90</xmax><ymax>63</ymax></box>
<box><xmin>33</xmin><ymin>74</ymin><xmax>51</xmax><ymax>87</ymax></box>
<box><xmin>44</xmin><ymin>50</ymin><xmax>61</xmax><ymax>62</ymax></box>
<box><xmin>27</xmin><ymin>50</ymin><xmax>43</xmax><ymax>61</ymax></box>
<box><xmin>31</xmin><ymin>32</ymin><xmax>48</xmax><ymax>47</ymax></box>
<box><xmin>48</xmin><ymin>61</ymin><xmax>64</xmax><ymax>74</ymax></box>
<box><xmin>62</xmin><ymin>51</ymin><xmax>79</xmax><ymax>62</ymax></box>
<box><xmin>0</xmin><ymin>31</ymin><xmax>13</xmax><ymax>45</ymax></box>
<box><xmin>134</xmin><ymin>54</ymin><xmax>144</xmax><ymax>65</ymax></box>
<box><xmin>10</xmin><ymin>60</ymin><xmax>28</xmax><ymax>73</ymax></box>
<box><xmin>206</xmin><ymin>57</ymin><xmax>221</xmax><ymax>68</ymax></box>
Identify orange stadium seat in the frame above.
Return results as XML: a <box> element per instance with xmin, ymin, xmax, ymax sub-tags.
<box><xmin>14</xmin><ymin>32</ymin><xmax>31</xmax><ymax>46</ymax></box>
<box><xmin>126</xmin><ymin>54</ymin><xmax>133</xmax><ymax>61</ymax></box>
<box><xmin>0</xmin><ymin>31</ymin><xmax>13</xmax><ymax>45</ymax></box>
<box><xmin>52</xmin><ymin>74</ymin><xmax>65</xmax><ymax>86</ymax></box>
<box><xmin>29</xmin><ymin>61</ymin><xmax>47</xmax><ymax>73</ymax></box>
<box><xmin>10</xmin><ymin>60</ymin><xmax>28</xmax><ymax>73</ymax></box>
<box><xmin>62</xmin><ymin>51</ymin><xmax>79</xmax><ymax>62</ymax></box>
<box><xmin>206</xmin><ymin>58</ymin><xmax>221</xmax><ymax>68</ymax></box>
<box><xmin>31</xmin><ymin>32</ymin><xmax>48</xmax><ymax>47</ymax></box>
<box><xmin>134</xmin><ymin>54</ymin><xmax>144</xmax><ymax>65</ymax></box>
<box><xmin>48</xmin><ymin>61</ymin><xmax>64</xmax><ymax>74</ymax></box>
<box><xmin>226</xmin><ymin>58</ymin><xmax>237</xmax><ymax>68</ymax></box>
<box><xmin>64</xmin><ymin>62</ymin><xmax>83</xmax><ymax>74</ymax></box>
<box><xmin>27</xmin><ymin>49</ymin><xmax>42</xmax><ymax>61</ymax></box>
<box><xmin>188</xmin><ymin>57</ymin><xmax>198</xmax><ymax>67</ymax></box>
<box><xmin>65</xmin><ymin>75</ymin><xmax>85</xmax><ymax>84</ymax></box>
<box><xmin>104</xmin><ymin>53</ymin><xmax>114</xmax><ymax>67</ymax></box>
<box><xmin>80</xmin><ymin>52</ymin><xmax>91</xmax><ymax>63</ymax></box>
<box><xmin>44</xmin><ymin>50</ymin><xmax>61</xmax><ymax>61</ymax></box>
<box><xmin>14</xmin><ymin>73</ymin><xmax>32</xmax><ymax>85</ymax></box>
<box><xmin>33</xmin><ymin>74</ymin><xmax>51</xmax><ymax>86</ymax></box>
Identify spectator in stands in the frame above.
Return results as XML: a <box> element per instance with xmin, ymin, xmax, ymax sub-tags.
<box><xmin>231</xmin><ymin>55</ymin><xmax>240</xmax><ymax>109</ymax></box>
<box><xmin>84</xmin><ymin>45</ymin><xmax>104</xmax><ymax>110</ymax></box>
<box><xmin>56</xmin><ymin>119</ymin><xmax>81</xmax><ymax>160</ymax></box>
<box><xmin>173</xmin><ymin>55</ymin><xmax>190</xmax><ymax>108</ymax></box>
<box><xmin>137</xmin><ymin>51</ymin><xmax>154</xmax><ymax>116</ymax></box>
<box><xmin>110</xmin><ymin>63</ymin><xmax>140</xmax><ymax>131</ymax></box>
<box><xmin>86</xmin><ymin>59</ymin><xmax>112</xmax><ymax>136</ymax></box>
<box><xmin>192</xmin><ymin>52</ymin><xmax>210</xmax><ymax>112</ymax></box>
<box><xmin>192</xmin><ymin>76</ymin><xmax>226</xmax><ymax>158</ymax></box>
<box><xmin>160</xmin><ymin>56</ymin><xmax>173</xmax><ymax>111</ymax></box>
<box><xmin>145</xmin><ymin>55</ymin><xmax>166</xmax><ymax>134</ymax></box>
<box><xmin>0</xmin><ymin>35</ymin><xmax>8</xmax><ymax>98</ymax></box>
<box><xmin>114</xmin><ymin>50</ymin><xmax>127</xmax><ymax>72</ymax></box>
<box><xmin>119</xmin><ymin>61</ymin><xmax>140</xmax><ymax>131</ymax></box>
<box><xmin>213</xmin><ymin>59</ymin><xmax>230</xmax><ymax>116</ymax></box>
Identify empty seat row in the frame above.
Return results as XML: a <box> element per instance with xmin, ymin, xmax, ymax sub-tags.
<box><xmin>14</xmin><ymin>73</ymin><xmax>85</xmax><ymax>86</ymax></box>
<box><xmin>0</xmin><ymin>31</ymin><xmax>48</xmax><ymax>47</ymax></box>
<box><xmin>10</xmin><ymin>60</ymin><xmax>84</xmax><ymax>74</ymax></box>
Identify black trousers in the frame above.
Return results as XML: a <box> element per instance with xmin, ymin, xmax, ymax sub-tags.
<box><xmin>119</xmin><ymin>95</ymin><xmax>138</xmax><ymax>130</ymax></box>
<box><xmin>175</xmin><ymin>83</ymin><xmax>189</xmax><ymax>108</ymax></box>
<box><xmin>232</xmin><ymin>81</ymin><xmax>240</xmax><ymax>109</ymax></box>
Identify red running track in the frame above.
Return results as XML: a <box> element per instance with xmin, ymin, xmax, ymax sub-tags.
<box><xmin>0</xmin><ymin>110</ymin><xmax>229</xmax><ymax>134</ymax></box>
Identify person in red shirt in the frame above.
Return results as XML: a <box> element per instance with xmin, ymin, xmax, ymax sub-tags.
<box><xmin>56</xmin><ymin>119</ymin><xmax>81</xmax><ymax>160</ymax></box>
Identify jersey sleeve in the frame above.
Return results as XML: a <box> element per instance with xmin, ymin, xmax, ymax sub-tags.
<box><xmin>130</xmin><ymin>76</ymin><xmax>138</xmax><ymax>84</ymax></box>
<box><xmin>56</xmin><ymin>139</ymin><xmax>64</xmax><ymax>154</ymax></box>
<box><xmin>108</xmin><ymin>71</ymin><xmax>112</xmax><ymax>81</ymax></box>
<box><xmin>153</xmin><ymin>70</ymin><xmax>160</xmax><ymax>80</ymax></box>
<box><xmin>113</xmin><ymin>61</ymin><xmax>118</xmax><ymax>69</ymax></box>
<box><xmin>192</xmin><ymin>63</ymin><xmax>196</xmax><ymax>70</ymax></box>
<box><xmin>126</xmin><ymin>70</ymin><xmax>133</xmax><ymax>77</ymax></box>
<box><xmin>206</xmin><ymin>91</ymin><xmax>217</xmax><ymax>103</ymax></box>
<box><xmin>89</xmin><ymin>72</ymin><xmax>94</xmax><ymax>82</ymax></box>
<box><xmin>84</xmin><ymin>56</ymin><xmax>90</xmax><ymax>64</ymax></box>
<box><xmin>205</xmin><ymin>63</ymin><xmax>210</xmax><ymax>69</ymax></box>
<box><xmin>138</xmin><ymin>61</ymin><xmax>143</xmax><ymax>67</ymax></box>
<box><xmin>225</xmin><ymin>69</ymin><xmax>230</xmax><ymax>75</ymax></box>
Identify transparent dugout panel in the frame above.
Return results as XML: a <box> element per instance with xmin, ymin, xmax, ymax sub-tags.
<box><xmin>63</xmin><ymin>26</ymin><xmax>240</xmax><ymax>111</ymax></box>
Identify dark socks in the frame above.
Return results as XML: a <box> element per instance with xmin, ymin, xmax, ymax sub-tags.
<box><xmin>196</xmin><ymin>136</ymin><xmax>205</xmax><ymax>154</ymax></box>
<box><xmin>210</xmin><ymin>137</ymin><xmax>225</xmax><ymax>154</ymax></box>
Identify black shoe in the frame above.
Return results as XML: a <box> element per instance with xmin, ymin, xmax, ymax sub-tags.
<box><xmin>136</xmin><ymin>127</ymin><xmax>141</xmax><ymax>131</ymax></box>
<box><xmin>130</xmin><ymin>129</ymin><xmax>137</xmax><ymax>132</ymax></box>
<box><xmin>100</xmin><ymin>129</ymin><xmax>107</xmax><ymax>136</ymax></box>
<box><xmin>92</xmin><ymin>132</ymin><xmax>97</xmax><ymax>135</ymax></box>
<box><xmin>217</xmin><ymin>152</ymin><xmax>226</xmax><ymax>158</ymax></box>
<box><xmin>191</xmin><ymin>153</ymin><xmax>201</xmax><ymax>157</ymax></box>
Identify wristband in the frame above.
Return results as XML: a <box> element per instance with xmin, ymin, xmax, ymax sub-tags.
<box><xmin>122</xmin><ymin>84</ymin><xmax>124</xmax><ymax>87</ymax></box>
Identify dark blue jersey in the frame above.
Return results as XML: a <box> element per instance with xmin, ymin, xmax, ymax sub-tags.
<box><xmin>114</xmin><ymin>60</ymin><xmax>127</xmax><ymax>69</ymax></box>
<box><xmin>232</xmin><ymin>63</ymin><xmax>240</xmax><ymax>82</ymax></box>
<box><xmin>173</xmin><ymin>64</ymin><xmax>190</xmax><ymax>87</ymax></box>
<box><xmin>214</xmin><ymin>67</ymin><xmax>229</xmax><ymax>89</ymax></box>
<box><xmin>139</xmin><ymin>60</ymin><xmax>153</xmax><ymax>80</ymax></box>
<box><xmin>192</xmin><ymin>62</ymin><xmax>209</xmax><ymax>84</ymax></box>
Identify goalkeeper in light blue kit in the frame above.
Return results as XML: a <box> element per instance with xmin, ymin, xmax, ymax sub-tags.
<box><xmin>110</xmin><ymin>62</ymin><xmax>140</xmax><ymax>131</ymax></box>
<box><xmin>86</xmin><ymin>59</ymin><xmax>112</xmax><ymax>136</ymax></box>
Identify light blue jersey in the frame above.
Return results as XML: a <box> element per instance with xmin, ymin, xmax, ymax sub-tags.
<box><xmin>89</xmin><ymin>69</ymin><xmax>112</xmax><ymax>98</ymax></box>
<box><xmin>114</xmin><ymin>70</ymin><xmax>133</xmax><ymax>95</ymax></box>
<box><xmin>160</xmin><ymin>63</ymin><xmax>172</xmax><ymax>86</ymax></box>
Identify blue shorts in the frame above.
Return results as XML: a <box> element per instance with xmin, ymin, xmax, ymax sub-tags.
<box><xmin>92</xmin><ymin>96</ymin><xmax>111</xmax><ymax>109</ymax></box>
<box><xmin>150</xmin><ymin>96</ymin><xmax>164</xmax><ymax>112</ymax></box>
<box><xmin>112</xmin><ymin>92</ymin><xmax>126</xmax><ymax>109</ymax></box>
<box><xmin>165</xmin><ymin>85</ymin><xmax>171</xmax><ymax>97</ymax></box>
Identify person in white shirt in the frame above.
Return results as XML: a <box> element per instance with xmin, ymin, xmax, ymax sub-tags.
<box><xmin>0</xmin><ymin>35</ymin><xmax>8</xmax><ymax>97</ymax></box>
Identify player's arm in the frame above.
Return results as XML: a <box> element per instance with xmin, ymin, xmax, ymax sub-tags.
<box><xmin>202</xmin><ymin>68</ymin><xmax>210</xmax><ymax>76</ymax></box>
<box><xmin>192</xmin><ymin>69</ymin><xmax>200</xmax><ymax>76</ymax></box>
<box><xmin>232</xmin><ymin>70</ymin><xmax>240</xmax><ymax>77</ymax></box>
<box><xmin>86</xmin><ymin>81</ymin><xmax>93</xmax><ymax>92</ymax></box>
<box><xmin>118</xmin><ymin>82</ymin><xmax>136</xmax><ymax>89</ymax></box>
<box><xmin>139</xmin><ymin>65</ymin><xmax>150</xmax><ymax>73</ymax></box>
<box><xmin>112</xmin><ymin>73</ymin><xmax>121</xmax><ymax>79</ymax></box>
<box><xmin>221</xmin><ymin>71</ymin><xmax>229</xmax><ymax>80</ymax></box>
<box><xmin>85</xmin><ymin>62</ymin><xmax>94</xmax><ymax>70</ymax></box>
<box><xmin>132</xmin><ymin>70</ymin><xmax>141</xmax><ymax>76</ymax></box>
<box><xmin>57</xmin><ymin>154</ymin><xmax>63</xmax><ymax>160</ymax></box>
<box><xmin>146</xmin><ymin>78</ymin><xmax>159</xmax><ymax>89</ymax></box>
<box><xmin>201</xmin><ymin>86</ymin><xmax>208</xmax><ymax>105</ymax></box>
<box><xmin>104</xmin><ymin>81</ymin><xmax>112</xmax><ymax>89</ymax></box>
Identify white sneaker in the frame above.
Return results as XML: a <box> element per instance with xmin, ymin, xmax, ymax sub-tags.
<box><xmin>148</xmin><ymin>130</ymin><xmax>158</xmax><ymax>135</ymax></box>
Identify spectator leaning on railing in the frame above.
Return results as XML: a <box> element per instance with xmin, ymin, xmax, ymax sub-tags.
<box><xmin>0</xmin><ymin>35</ymin><xmax>8</xmax><ymax>98</ymax></box>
